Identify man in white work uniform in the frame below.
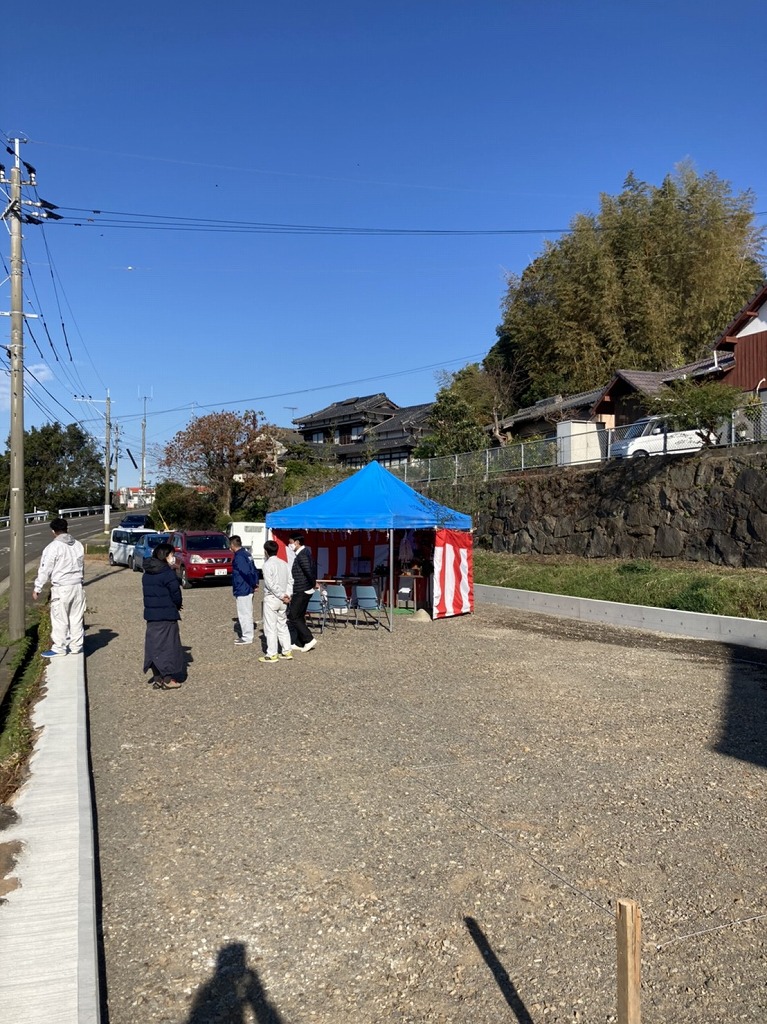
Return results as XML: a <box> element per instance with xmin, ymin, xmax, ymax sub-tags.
<box><xmin>32</xmin><ymin>517</ymin><xmax>86</xmax><ymax>657</ymax></box>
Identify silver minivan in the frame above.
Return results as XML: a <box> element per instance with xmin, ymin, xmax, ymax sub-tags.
<box><xmin>609</xmin><ymin>417</ymin><xmax>712</xmax><ymax>459</ymax></box>
<box><xmin>108</xmin><ymin>527</ymin><xmax>155</xmax><ymax>569</ymax></box>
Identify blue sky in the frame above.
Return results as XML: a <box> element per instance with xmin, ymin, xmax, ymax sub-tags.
<box><xmin>3</xmin><ymin>1</ymin><xmax>765</xmax><ymax>487</ymax></box>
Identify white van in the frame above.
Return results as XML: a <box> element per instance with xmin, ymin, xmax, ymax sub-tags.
<box><xmin>610</xmin><ymin>417</ymin><xmax>712</xmax><ymax>459</ymax></box>
<box><xmin>225</xmin><ymin>521</ymin><xmax>268</xmax><ymax>568</ymax></box>
<box><xmin>108</xmin><ymin>527</ymin><xmax>155</xmax><ymax>569</ymax></box>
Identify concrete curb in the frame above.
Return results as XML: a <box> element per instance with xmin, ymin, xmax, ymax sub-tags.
<box><xmin>475</xmin><ymin>583</ymin><xmax>767</xmax><ymax>650</ymax></box>
<box><xmin>0</xmin><ymin>652</ymin><xmax>100</xmax><ymax>1023</ymax></box>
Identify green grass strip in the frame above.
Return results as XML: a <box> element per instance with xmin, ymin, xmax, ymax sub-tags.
<box><xmin>473</xmin><ymin>550</ymin><xmax>767</xmax><ymax>620</ymax></box>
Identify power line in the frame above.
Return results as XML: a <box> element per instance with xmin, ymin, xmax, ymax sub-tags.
<box><xmin>51</xmin><ymin>205</ymin><xmax>576</xmax><ymax>237</ymax></box>
<box><xmin>75</xmin><ymin>351</ymin><xmax>488</xmax><ymax>425</ymax></box>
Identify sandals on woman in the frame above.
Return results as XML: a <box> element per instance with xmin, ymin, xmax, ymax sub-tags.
<box><xmin>152</xmin><ymin>677</ymin><xmax>182</xmax><ymax>690</ymax></box>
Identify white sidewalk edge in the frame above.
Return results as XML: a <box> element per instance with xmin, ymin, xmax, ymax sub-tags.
<box><xmin>0</xmin><ymin>652</ymin><xmax>101</xmax><ymax>1023</ymax></box>
<box><xmin>475</xmin><ymin>583</ymin><xmax>767</xmax><ymax>651</ymax></box>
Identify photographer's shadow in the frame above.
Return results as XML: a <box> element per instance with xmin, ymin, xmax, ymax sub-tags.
<box><xmin>186</xmin><ymin>942</ymin><xmax>284</xmax><ymax>1024</ymax></box>
<box><xmin>83</xmin><ymin>628</ymin><xmax>119</xmax><ymax>654</ymax></box>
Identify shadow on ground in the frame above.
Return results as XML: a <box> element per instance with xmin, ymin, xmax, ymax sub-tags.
<box><xmin>84</xmin><ymin>628</ymin><xmax>119</xmax><ymax>655</ymax></box>
<box><xmin>185</xmin><ymin>942</ymin><xmax>285</xmax><ymax>1023</ymax></box>
<box><xmin>464</xmin><ymin>916</ymin><xmax>534</xmax><ymax>1024</ymax></box>
<box><xmin>716</xmin><ymin>645</ymin><xmax>767</xmax><ymax>768</ymax></box>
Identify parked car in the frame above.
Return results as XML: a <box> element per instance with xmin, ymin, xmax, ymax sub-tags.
<box><xmin>120</xmin><ymin>513</ymin><xmax>154</xmax><ymax>529</ymax></box>
<box><xmin>610</xmin><ymin>417</ymin><xmax>713</xmax><ymax>459</ymax></box>
<box><xmin>224</xmin><ymin>521</ymin><xmax>267</xmax><ymax>568</ymax></box>
<box><xmin>168</xmin><ymin>530</ymin><xmax>233</xmax><ymax>588</ymax></box>
<box><xmin>108</xmin><ymin>527</ymin><xmax>156</xmax><ymax>568</ymax></box>
<box><xmin>131</xmin><ymin>532</ymin><xmax>170</xmax><ymax>572</ymax></box>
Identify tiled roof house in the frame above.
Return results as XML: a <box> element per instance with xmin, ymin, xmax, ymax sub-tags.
<box><xmin>294</xmin><ymin>394</ymin><xmax>433</xmax><ymax>468</ymax></box>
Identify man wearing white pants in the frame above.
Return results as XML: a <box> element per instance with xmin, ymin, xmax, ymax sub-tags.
<box><xmin>259</xmin><ymin>540</ymin><xmax>293</xmax><ymax>663</ymax></box>
<box><xmin>229</xmin><ymin>535</ymin><xmax>259</xmax><ymax>646</ymax></box>
<box><xmin>32</xmin><ymin>517</ymin><xmax>86</xmax><ymax>657</ymax></box>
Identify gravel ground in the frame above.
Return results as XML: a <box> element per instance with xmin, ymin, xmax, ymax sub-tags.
<box><xmin>85</xmin><ymin>560</ymin><xmax>767</xmax><ymax>1024</ymax></box>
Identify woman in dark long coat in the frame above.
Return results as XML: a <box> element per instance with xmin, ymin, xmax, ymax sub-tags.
<box><xmin>142</xmin><ymin>542</ymin><xmax>185</xmax><ymax>690</ymax></box>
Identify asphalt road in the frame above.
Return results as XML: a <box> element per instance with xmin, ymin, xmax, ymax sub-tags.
<box><xmin>0</xmin><ymin>512</ymin><xmax>141</xmax><ymax>585</ymax></box>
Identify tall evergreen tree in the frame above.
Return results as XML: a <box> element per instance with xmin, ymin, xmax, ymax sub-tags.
<box><xmin>489</xmin><ymin>164</ymin><xmax>765</xmax><ymax>407</ymax></box>
<box><xmin>0</xmin><ymin>422</ymin><xmax>104</xmax><ymax>514</ymax></box>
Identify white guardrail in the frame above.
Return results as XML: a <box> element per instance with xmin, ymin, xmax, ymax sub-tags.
<box><xmin>0</xmin><ymin>506</ymin><xmax>103</xmax><ymax>528</ymax></box>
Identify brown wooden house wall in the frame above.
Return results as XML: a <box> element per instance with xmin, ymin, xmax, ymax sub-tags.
<box><xmin>719</xmin><ymin>330</ymin><xmax>767</xmax><ymax>390</ymax></box>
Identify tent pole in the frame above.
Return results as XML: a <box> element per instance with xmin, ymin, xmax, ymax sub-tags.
<box><xmin>388</xmin><ymin>529</ymin><xmax>394</xmax><ymax>632</ymax></box>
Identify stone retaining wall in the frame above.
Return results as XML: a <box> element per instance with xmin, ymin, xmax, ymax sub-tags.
<box><xmin>425</xmin><ymin>446</ymin><xmax>767</xmax><ymax>568</ymax></box>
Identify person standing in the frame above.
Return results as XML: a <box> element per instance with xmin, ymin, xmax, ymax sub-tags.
<box><xmin>142</xmin><ymin>542</ymin><xmax>184</xmax><ymax>690</ymax></box>
<box><xmin>286</xmin><ymin>532</ymin><xmax>318</xmax><ymax>652</ymax></box>
<box><xmin>32</xmin><ymin>517</ymin><xmax>86</xmax><ymax>658</ymax></box>
<box><xmin>259</xmin><ymin>539</ymin><xmax>293</xmax><ymax>663</ymax></box>
<box><xmin>229</xmin><ymin>535</ymin><xmax>259</xmax><ymax>646</ymax></box>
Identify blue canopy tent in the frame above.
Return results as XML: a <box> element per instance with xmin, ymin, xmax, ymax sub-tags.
<box><xmin>267</xmin><ymin>462</ymin><xmax>473</xmax><ymax>628</ymax></box>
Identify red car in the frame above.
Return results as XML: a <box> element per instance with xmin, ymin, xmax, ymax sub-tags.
<box><xmin>168</xmin><ymin>531</ymin><xmax>233</xmax><ymax>589</ymax></box>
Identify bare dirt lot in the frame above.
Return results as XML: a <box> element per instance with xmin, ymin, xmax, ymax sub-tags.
<box><xmin>85</xmin><ymin>562</ymin><xmax>767</xmax><ymax>1023</ymax></box>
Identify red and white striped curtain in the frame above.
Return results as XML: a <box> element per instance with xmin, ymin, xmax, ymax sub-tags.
<box><xmin>433</xmin><ymin>529</ymin><xmax>474</xmax><ymax>618</ymax></box>
<box><xmin>272</xmin><ymin>527</ymin><xmax>474</xmax><ymax>619</ymax></box>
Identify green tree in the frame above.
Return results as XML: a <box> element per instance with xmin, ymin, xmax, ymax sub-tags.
<box><xmin>153</xmin><ymin>481</ymin><xmax>217</xmax><ymax>530</ymax></box>
<box><xmin>490</xmin><ymin>164</ymin><xmax>765</xmax><ymax>407</ymax></box>
<box><xmin>649</xmin><ymin>379</ymin><xmax>743</xmax><ymax>443</ymax></box>
<box><xmin>438</xmin><ymin>362</ymin><xmax>518</xmax><ymax>444</ymax></box>
<box><xmin>0</xmin><ymin>422</ymin><xmax>104</xmax><ymax>515</ymax></box>
<box><xmin>414</xmin><ymin>389</ymin><xmax>488</xmax><ymax>458</ymax></box>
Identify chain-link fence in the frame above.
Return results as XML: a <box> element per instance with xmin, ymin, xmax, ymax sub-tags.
<box><xmin>386</xmin><ymin>403</ymin><xmax>767</xmax><ymax>485</ymax></box>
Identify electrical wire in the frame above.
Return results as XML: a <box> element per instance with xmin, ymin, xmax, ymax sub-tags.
<box><xmin>45</xmin><ymin>203</ymin><xmax>767</xmax><ymax>239</ymax></box>
<box><xmin>51</xmin><ymin>205</ymin><xmax>575</xmax><ymax>237</ymax></box>
<box><xmin>33</xmin><ymin>190</ymin><xmax>107</xmax><ymax>391</ymax></box>
<box><xmin>74</xmin><ymin>351</ymin><xmax>489</xmax><ymax>425</ymax></box>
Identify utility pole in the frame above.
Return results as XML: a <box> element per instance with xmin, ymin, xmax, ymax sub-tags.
<box><xmin>75</xmin><ymin>392</ymin><xmax>113</xmax><ymax>532</ymax></box>
<box><xmin>1</xmin><ymin>140</ymin><xmax>35</xmax><ymax>641</ymax></box>
<box><xmin>104</xmin><ymin>390</ymin><xmax>111</xmax><ymax>531</ymax></box>
<box><xmin>139</xmin><ymin>393</ymin><xmax>151</xmax><ymax>490</ymax></box>
<box><xmin>112</xmin><ymin>422</ymin><xmax>120</xmax><ymax>503</ymax></box>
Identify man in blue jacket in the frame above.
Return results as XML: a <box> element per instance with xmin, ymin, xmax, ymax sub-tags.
<box><xmin>229</xmin><ymin>535</ymin><xmax>259</xmax><ymax>645</ymax></box>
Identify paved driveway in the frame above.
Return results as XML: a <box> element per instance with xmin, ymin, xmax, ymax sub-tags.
<box><xmin>85</xmin><ymin>561</ymin><xmax>767</xmax><ymax>1023</ymax></box>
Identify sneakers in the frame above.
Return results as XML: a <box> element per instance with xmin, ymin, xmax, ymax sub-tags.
<box><xmin>40</xmin><ymin>649</ymin><xmax>62</xmax><ymax>658</ymax></box>
<box><xmin>278</xmin><ymin>651</ymin><xmax>293</xmax><ymax>660</ymax></box>
<box><xmin>259</xmin><ymin>654</ymin><xmax>280</xmax><ymax>663</ymax></box>
<box><xmin>292</xmin><ymin>634</ymin><xmax>317</xmax><ymax>651</ymax></box>
<box><xmin>234</xmin><ymin>638</ymin><xmax>253</xmax><ymax>646</ymax></box>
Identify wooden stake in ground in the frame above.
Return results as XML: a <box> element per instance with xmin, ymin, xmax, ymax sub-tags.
<box><xmin>616</xmin><ymin>898</ymin><xmax>641</xmax><ymax>1024</ymax></box>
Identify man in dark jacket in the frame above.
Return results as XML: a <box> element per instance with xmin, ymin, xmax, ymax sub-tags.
<box><xmin>230</xmin><ymin>535</ymin><xmax>259</xmax><ymax>645</ymax></box>
<box><xmin>287</xmin><ymin>532</ymin><xmax>317</xmax><ymax>652</ymax></box>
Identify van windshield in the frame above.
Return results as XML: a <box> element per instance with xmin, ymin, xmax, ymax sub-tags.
<box><xmin>622</xmin><ymin>420</ymin><xmax>653</xmax><ymax>440</ymax></box>
<box><xmin>186</xmin><ymin>534</ymin><xmax>230</xmax><ymax>551</ymax></box>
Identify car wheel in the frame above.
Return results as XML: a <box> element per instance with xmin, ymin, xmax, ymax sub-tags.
<box><xmin>128</xmin><ymin>556</ymin><xmax>135</xmax><ymax>571</ymax></box>
<box><xmin>632</xmin><ymin>450</ymin><xmax>649</xmax><ymax>458</ymax></box>
<box><xmin>108</xmin><ymin>553</ymin><xmax>115</xmax><ymax>565</ymax></box>
<box><xmin>179</xmin><ymin>566</ymin><xmax>192</xmax><ymax>589</ymax></box>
